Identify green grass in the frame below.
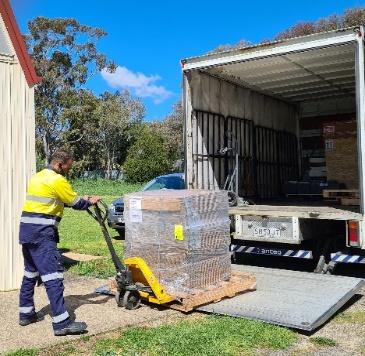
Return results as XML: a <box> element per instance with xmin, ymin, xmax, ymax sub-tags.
<box><xmin>58</xmin><ymin>345</ymin><xmax>78</xmax><ymax>356</ymax></box>
<box><xmin>5</xmin><ymin>314</ymin><xmax>297</xmax><ymax>355</ymax></box>
<box><xmin>59</xmin><ymin>195</ymin><xmax>118</xmax><ymax>255</ymax></box>
<box><xmin>335</xmin><ymin>311</ymin><xmax>365</xmax><ymax>324</ymax></box>
<box><xmin>4</xmin><ymin>349</ymin><xmax>39</xmax><ymax>356</ymax></box>
<box><xmin>29</xmin><ymin>315</ymin><xmax>297</xmax><ymax>356</ymax></box>
<box><xmin>93</xmin><ymin>315</ymin><xmax>297</xmax><ymax>356</ymax></box>
<box><xmin>58</xmin><ymin>179</ymin><xmax>143</xmax><ymax>278</ymax></box>
<box><xmin>70</xmin><ymin>178</ymin><xmax>143</xmax><ymax>196</ymax></box>
<box><xmin>309</xmin><ymin>337</ymin><xmax>337</xmax><ymax>347</ymax></box>
<box><xmin>359</xmin><ymin>345</ymin><xmax>365</xmax><ymax>354</ymax></box>
<box><xmin>80</xmin><ymin>335</ymin><xmax>91</xmax><ymax>342</ymax></box>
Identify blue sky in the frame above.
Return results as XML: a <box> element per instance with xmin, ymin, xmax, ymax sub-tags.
<box><xmin>11</xmin><ymin>0</ymin><xmax>365</xmax><ymax>120</ymax></box>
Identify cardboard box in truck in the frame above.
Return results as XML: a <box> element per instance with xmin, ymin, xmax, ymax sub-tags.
<box><xmin>324</xmin><ymin>120</ymin><xmax>359</xmax><ymax>190</ymax></box>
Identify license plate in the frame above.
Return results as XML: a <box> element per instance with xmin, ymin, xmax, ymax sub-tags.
<box><xmin>253</xmin><ymin>227</ymin><xmax>281</xmax><ymax>238</ymax></box>
<box><xmin>118</xmin><ymin>217</ymin><xmax>124</xmax><ymax>223</ymax></box>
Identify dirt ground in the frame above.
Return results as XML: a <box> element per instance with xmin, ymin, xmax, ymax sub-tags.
<box><xmin>0</xmin><ymin>273</ymin><xmax>184</xmax><ymax>354</ymax></box>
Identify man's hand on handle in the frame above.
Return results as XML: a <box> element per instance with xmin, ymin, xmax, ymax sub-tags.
<box><xmin>83</xmin><ymin>195</ymin><xmax>102</xmax><ymax>205</ymax></box>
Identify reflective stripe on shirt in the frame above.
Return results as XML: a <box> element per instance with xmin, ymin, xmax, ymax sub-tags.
<box><xmin>20</xmin><ymin>216</ymin><xmax>60</xmax><ymax>227</ymax></box>
<box><xmin>26</xmin><ymin>194</ymin><xmax>64</xmax><ymax>207</ymax></box>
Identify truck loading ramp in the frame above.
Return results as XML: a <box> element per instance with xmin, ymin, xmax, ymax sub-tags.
<box><xmin>198</xmin><ymin>265</ymin><xmax>365</xmax><ymax>331</ymax></box>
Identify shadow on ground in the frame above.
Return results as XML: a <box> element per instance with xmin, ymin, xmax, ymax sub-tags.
<box><xmin>38</xmin><ymin>293</ymin><xmax>112</xmax><ymax>321</ymax></box>
<box><xmin>61</xmin><ymin>254</ymin><xmax>79</xmax><ymax>270</ymax></box>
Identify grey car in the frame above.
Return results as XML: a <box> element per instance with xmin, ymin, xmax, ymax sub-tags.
<box><xmin>107</xmin><ymin>173</ymin><xmax>185</xmax><ymax>237</ymax></box>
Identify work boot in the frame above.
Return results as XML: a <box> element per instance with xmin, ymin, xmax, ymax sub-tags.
<box><xmin>54</xmin><ymin>321</ymin><xmax>87</xmax><ymax>336</ymax></box>
<box><xmin>19</xmin><ymin>312</ymin><xmax>44</xmax><ymax>326</ymax></box>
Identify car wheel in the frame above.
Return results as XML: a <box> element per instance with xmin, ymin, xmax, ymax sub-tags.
<box><xmin>113</xmin><ymin>228</ymin><xmax>125</xmax><ymax>240</ymax></box>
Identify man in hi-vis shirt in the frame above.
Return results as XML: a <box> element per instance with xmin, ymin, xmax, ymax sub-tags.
<box><xmin>18</xmin><ymin>149</ymin><xmax>100</xmax><ymax>336</ymax></box>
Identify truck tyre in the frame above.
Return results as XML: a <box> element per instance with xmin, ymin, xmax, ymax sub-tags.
<box><xmin>113</xmin><ymin>228</ymin><xmax>125</xmax><ymax>240</ymax></box>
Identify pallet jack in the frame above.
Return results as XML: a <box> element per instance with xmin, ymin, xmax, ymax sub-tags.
<box><xmin>87</xmin><ymin>201</ymin><xmax>176</xmax><ymax>310</ymax></box>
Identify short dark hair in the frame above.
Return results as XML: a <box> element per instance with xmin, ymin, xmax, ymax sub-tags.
<box><xmin>50</xmin><ymin>149</ymin><xmax>73</xmax><ymax>164</ymax></box>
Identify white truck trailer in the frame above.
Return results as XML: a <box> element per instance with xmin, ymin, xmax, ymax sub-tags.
<box><xmin>182</xmin><ymin>27</ymin><xmax>365</xmax><ymax>273</ymax></box>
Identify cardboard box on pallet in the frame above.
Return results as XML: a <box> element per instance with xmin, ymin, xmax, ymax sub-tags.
<box><xmin>124</xmin><ymin>189</ymin><xmax>231</xmax><ymax>297</ymax></box>
<box><xmin>323</xmin><ymin>120</ymin><xmax>358</xmax><ymax>190</ymax></box>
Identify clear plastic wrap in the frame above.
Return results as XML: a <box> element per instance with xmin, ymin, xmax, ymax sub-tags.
<box><xmin>124</xmin><ymin>189</ymin><xmax>231</xmax><ymax>297</ymax></box>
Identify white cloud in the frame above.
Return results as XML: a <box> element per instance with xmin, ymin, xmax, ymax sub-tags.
<box><xmin>101</xmin><ymin>66</ymin><xmax>173</xmax><ymax>104</ymax></box>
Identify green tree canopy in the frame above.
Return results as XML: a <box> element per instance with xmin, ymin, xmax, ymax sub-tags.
<box><xmin>26</xmin><ymin>17</ymin><xmax>115</xmax><ymax>164</ymax></box>
<box><xmin>151</xmin><ymin>101</ymin><xmax>183</xmax><ymax>168</ymax></box>
<box><xmin>275</xmin><ymin>7</ymin><xmax>365</xmax><ymax>40</ymax></box>
<box><xmin>60</xmin><ymin>89</ymin><xmax>101</xmax><ymax>173</ymax></box>
<box><xmin>94</xmin><ymin>91</ymin><xmax>145</xmax><ymax>179</ymax></box>
<box><xmin>123</xmin><ymin>127</ymin><xmax>171</xmax><ymax>183</ymax></box>
<box><xmin>209</xmin><ymin>7</ymin><xmax>365</xmax><ymax>53</ymax></box>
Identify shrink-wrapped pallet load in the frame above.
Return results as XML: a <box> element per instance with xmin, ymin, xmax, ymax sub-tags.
<box><xmin>124</xmin><ymin>189</ymin><xmax>231</xmax><ymax>297</ymax></box>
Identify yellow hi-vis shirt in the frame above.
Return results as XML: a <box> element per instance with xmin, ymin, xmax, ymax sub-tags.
<box><xmin>19</xmin><ymin>169</ymin><xmax>91</xmax><ymax>244</ymax></box>
<box><xmin>22</xmin><ymin>168</ymin><xmax>80</xmax><ymax>219</ymax></box>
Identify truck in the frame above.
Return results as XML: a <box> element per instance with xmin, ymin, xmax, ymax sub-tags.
<box><xmin>181</xmin><ymin>26</ymin><xmax>365</xmax><ymax>274</ymax></box>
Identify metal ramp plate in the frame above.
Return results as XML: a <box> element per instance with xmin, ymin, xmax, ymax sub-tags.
<box><xmin>198</xmin><ymin>265</ymin><xmax>365</xmax><ymax>331</ymax></box>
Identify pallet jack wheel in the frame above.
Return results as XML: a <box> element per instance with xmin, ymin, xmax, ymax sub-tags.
<box><xmin>122</xmin><ymin>290</ymin><xmax>141</xmax><ymax>310</ymax></box>
<box><xmin>115</xmin><ymin>290</ymin><xmax>123</xmax><ymax>307</ymax></box>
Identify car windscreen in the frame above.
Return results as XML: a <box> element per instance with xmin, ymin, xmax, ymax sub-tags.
<box><xmin>142</xmin><ymin>176</ymin><xmax>184</xmax><ymax>191</ymax></box>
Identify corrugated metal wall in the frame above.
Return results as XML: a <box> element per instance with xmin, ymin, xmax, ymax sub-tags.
<box><xmin>0</xmin><ymin>19</ymin><xmax>36</xmax><ymax>290</ymax></box>
<box><xmin>187</xmin><ymin>71</ymin><xmax>298</xmax><ymax>132</ymax></box>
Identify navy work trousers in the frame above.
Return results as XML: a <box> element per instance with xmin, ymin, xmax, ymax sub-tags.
<box><xmin>19</xmin><ymin>237</ymin><xmax>71</xmax><ymax>330</ymax></box>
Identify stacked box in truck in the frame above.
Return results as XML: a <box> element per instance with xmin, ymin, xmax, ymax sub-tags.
<box><xmin>182</xmin><ymin>27</ymin><xmax>365</xmax><ymax>273</ymax></box>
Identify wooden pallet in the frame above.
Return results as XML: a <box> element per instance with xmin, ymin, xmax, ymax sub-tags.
<box><xmin>108</xmin><ymin>270</ymin><xmax>256</xmax><ymax>312</ymax></box>
<box><xmin>168</xmin><ymin>271</ymin><xmax>256</xmax><ymax>312</ymax></box>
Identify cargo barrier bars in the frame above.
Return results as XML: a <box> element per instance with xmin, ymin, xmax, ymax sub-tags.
<box><xmin>191</xmin><ymin>109</ymin><xmax>298</xmax><ymax>200</ymax></box>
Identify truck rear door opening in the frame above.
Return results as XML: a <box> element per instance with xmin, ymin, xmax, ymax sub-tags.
<box><xmin>182</xmin><ymin>27</ymin><xmax>365</xmax><ymax>272</ymax></box>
